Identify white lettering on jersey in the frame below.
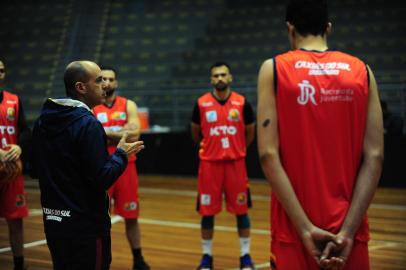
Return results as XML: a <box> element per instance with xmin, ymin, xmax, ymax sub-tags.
<box><xmin>0</xmin><ymin>125</ymin><xmax>16</xmax><ymax>135</ymax></box>
<box><xmin>295</xmin><ymin>61</ymin><xmax>351</xmax><ymax>76</ymax></box>
<box><xmin>297</xmin><ymin>80</ymin><xmax>317</xmax><ymax>105</ymax></box>
<box><xmin>104</xmin><ymin>126</ymin><xmax>123</xmax><ymax>132</ymax></box>
<box><xmin>221</xmin><ymin>137</ymin><xmax>230</xmax><ymax>149</ymax></box>
<box><xmin>209</xmin><ymin>125</ymin><xmax>237</xmax><ymax>136</ymax></box>
<box><xmin>202</xmin><ymin>101</ymin><xmax>213</xmax><ymax>107</ymax></box>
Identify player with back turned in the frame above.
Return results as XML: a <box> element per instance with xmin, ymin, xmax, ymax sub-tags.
<box><xmin>257</xmin><ymin>0</ymin><xmax>384</xmax><ymax>269</ymax></box>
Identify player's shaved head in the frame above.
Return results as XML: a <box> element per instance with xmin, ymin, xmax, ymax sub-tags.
<box><xmin>64</xmin><ymin>61</ymin><xmax>99</xmax><ymax>98</ymax></box>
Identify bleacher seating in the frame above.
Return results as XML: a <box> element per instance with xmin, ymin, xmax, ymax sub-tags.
<box><xmin>0</xmin><ymin>0</ymin><xmax>72</xmax><ymax>125</ymax></box>
<box><xmin>1</xmin><ymin>0</ymin><xmax>405</xmax><ymax>131</ymax></box>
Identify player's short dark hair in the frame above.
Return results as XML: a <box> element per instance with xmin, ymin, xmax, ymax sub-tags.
<box><xmin>99</xmin><ymin>65</ymin><xmax>118</xmax><ymax>78</ymax></box>
<box><xmin>210</xmin><ymin>62</ymin><xmax>231</xmax><ymax>73</ymax></box>
<box><xmin>64</xmin><ymin>62</ymin><xmax>91</xmax><ymax>99</ymax></box>
<box><xmin>286</xmin><ymin>0</ymin><xmax>329</xmax><ymax>36</ymax></box>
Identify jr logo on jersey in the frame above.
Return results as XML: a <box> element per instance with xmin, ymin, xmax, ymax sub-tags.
<box><xmin>297</xmin><ymin>80</ymin><xmax>317</xmax><ymax>106</ymax></box>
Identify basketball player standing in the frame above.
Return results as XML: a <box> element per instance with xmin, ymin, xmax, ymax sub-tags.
<box><xmin>192</xmin><ymin>62</ymin><xmax>256</xmax><ymax>270</ymax></box>
<box><xmin>93</xmin><ymin>66</ymin><xmax>150</xmax><ymax>270</ymax></box>
<box><xmin>257</xmin><ymin>0</ymin><xmax>384</xmax><ymax>269</ymax></box>
<box><xmin>0</xmin><ymin>59</ymin><xmax>30</xmax><ymax>270</ymax></box>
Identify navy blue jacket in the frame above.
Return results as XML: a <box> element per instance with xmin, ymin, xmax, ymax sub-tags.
<box><xmin>31</xmin><ymin>98</ymin><xmax>128</xmax><ymax>237</ymax></box>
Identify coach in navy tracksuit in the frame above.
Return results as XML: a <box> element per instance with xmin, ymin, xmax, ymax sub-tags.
<box><xmin>30</xmin><ymin>61</ymin><xmax>144</xmax><ymax>270</ymax></box>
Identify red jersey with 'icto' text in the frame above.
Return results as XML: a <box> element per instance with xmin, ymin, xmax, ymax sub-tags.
<box><xmin>93</xmin><ymin>96</ymin><xmax>136</xmax><ymax>162</ymax></box>
<box><xmin>273</xmin><ymin>49</ymin><xmax>369</xmax><ymax>243</ymax></box>
<box><xmin>198</xmin><ymin>92</ymin><xmax>247</xmax><ymax>161</ymax></box>
<box><xmin>0</xmin><ymin>91</ymin><xmax>20</xmax><ymax>149</ymax></box>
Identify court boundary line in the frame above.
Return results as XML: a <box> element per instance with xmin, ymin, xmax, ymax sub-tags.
<box><xmin>1</xmin><ymin>212</ymin><xmax>405</xmax><ymax>254</ymax></box>
<box><xmin>25</xmin><ymin>186</ymin><xmax>406</xmax><ymax>210</ymax></box>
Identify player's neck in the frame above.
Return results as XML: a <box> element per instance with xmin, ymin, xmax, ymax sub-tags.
<box><xmin>104</xmin><ymin>95</ymin><xmax>116</xmax><ymax>106</ymax></box>
<box><xmin>213</xmin><ymin>88</ymin><xmax>231</xmax><ymax>101</ymax></box>
<box><xmin>295</xmin><ymin>35</ymin><xmax>328</xmax><ymax>51</ymax></box>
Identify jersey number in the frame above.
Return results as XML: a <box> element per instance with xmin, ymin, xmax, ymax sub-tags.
<box><xmin>221</xmin><ymin>137</ymin><xmax>230</xmax><ymax>149</ymax></box>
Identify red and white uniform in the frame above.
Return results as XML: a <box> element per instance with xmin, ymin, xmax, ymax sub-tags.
<box><xmin>197</xmin><ymin>92</ymin><xmax>250</xmax><ymax>215</ymax></box>
<box><xmin>93</xmin><ymin>96</ymin><xmax>139</xmax><ymax>218</ymax></box>
<box><xmin>271</xmin><ymin>50</ymin><xmax>370</xmax><ymax>269</ymax></box>
<box><xmin>0</xmin><ymin>91</ymin><xmax>28</xmax><ymax>219</ymax></box>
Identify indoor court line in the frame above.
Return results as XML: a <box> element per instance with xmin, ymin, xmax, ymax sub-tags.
<box><xmin>2</xmin><ymin>211</ymin><xmax>405</xmax><ymax>254</ymax></box>
<box><xmin>226</xmin><ymin>262</ymin><xmax>270</xmax><ymax>270</ymax></box>
<box><xmin>25</xmin><ymin>186</ymin><xmax>406</xmax><ymax>211</ymax></box>
<box><xmin>369</xmin><ymin>242</ymin><xmax>400</xmax><ymax>251</ymax></box>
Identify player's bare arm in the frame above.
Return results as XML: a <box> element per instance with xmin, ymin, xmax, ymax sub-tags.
<box><xmin>257</xmin><ymin>59</ymin><xmax>337</xmax><ymax>264</ymax></box>
<box><xmin>245</xmin><ymin>123</ymin><xmax>255</xmax><ymax>148</ymax></box>
<box><xmin>105</xmin><ymin>100</ymin><xmax>141</xmax><ymax>143</ymax></box>
<box><xmin>191</xmin><ymin>122</ymin><xmax>202</xmax><ymax>145</ymax></box>
<box><xmin>321</xmin><ymin>65</ymin><xmax>384</xmax><ymax>269</ymax></box>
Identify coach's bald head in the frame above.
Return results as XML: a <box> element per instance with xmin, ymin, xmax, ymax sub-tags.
<box><xmin>63</xmin><ymin>61</ymin><xmax>105</xmax><ymax>108</ymax></box>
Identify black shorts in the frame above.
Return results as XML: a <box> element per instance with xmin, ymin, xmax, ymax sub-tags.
<box><xmin>46</xmin><ymin>233</ymin><xmax>112</xmax><ymax>270</ymax></box>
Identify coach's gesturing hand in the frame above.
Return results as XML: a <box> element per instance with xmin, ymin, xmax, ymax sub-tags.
<box><xmin>117</xmin><ymin>132</ymin><xmax>144</xmax><ymax>156</ymax></box>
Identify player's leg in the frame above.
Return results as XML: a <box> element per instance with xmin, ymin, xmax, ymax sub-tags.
<box><xmin>196</xmin><ymin>160</ymin><xmax>223</xmax><ymax>270</ymax></box>
<box><xmin>224</xmin><ymin>159</ymin><xmax>255</xmax><ymax>270</ymax></box>
<box><xmin>0</xmin><ymin>175</ymin><xmax>28</xmax><ymax>270</ymax></box>
<box><xmin>112</xmin><ymin>162</ymin><xmax>149</xmax><ymax>269</ymax></box>
<box><xmin>125</xmin><ymin>218</ymin><xmax>149</xmax><ymax>270</ymax></box>
<box><xmin>7</xmin><ymin>218</ymin><xmax>25</xmax><ymax>270</ymax></box>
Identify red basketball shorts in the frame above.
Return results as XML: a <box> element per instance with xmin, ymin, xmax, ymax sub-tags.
<box><xmin>197</xmin><ymin>158</ymin><xmax>251</xmax><ymax>216</ymax></box>
<box><xmin>108</xmin><ymin>162</ymin><xmax>139</xmax><ymax>219</ymax></box>
<box><xmin>0</xmin><ymin>175</ymin><xmax>28</xmax><ymax>219</ymax></box>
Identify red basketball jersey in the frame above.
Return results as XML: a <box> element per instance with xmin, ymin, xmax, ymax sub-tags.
<box><xmin>0</xmin><ymin>91</ymin><xmax>20</xmax><ymax>149</ymax></box>
<box><xmin>198</xmin><ymin>92</ymin><xmax>247</xmax><ymax>161</ymax></box>
<box><xmin>93</xmin><ymin>96</ymin><xmax>136</xmax><ymax>162</ymax></box>
<box><xmin>273</xmin><ymin>50</ymin><xmax>369</xmax><ymax>242</ymax></box>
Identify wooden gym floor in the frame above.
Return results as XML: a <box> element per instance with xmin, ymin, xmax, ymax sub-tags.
<box><xmin>1</xmin><ymin>175</ymin><xmax>406</xmax><ymax>269</ymax></box>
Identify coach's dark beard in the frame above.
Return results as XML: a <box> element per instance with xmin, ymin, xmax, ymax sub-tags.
<box><xmin>105</xmin><ymin>88</ymin><xmax>116</xmax><ymax>97</ymax></box>
<box><xmin>214</xmin><ymin>81</ymin><xmax>228</xmax><ymax>91</ymax></box>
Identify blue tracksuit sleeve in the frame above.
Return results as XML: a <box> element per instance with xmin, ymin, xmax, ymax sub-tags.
<box><xmin>78</xmin><ymin>117</ymin><xmax>128</xmax><ymax>190</ymax></box>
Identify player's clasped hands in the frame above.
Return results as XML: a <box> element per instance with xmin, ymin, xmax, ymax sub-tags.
<box><xmin>117</xmin><ymin>132</ymin><xmax>144</xmax><ymax>156</ymax></box>
<box><xmin>0</xmin><ymin>144</ymin><xmax>21</xmax><ymax>162</ymax></box>
<box><xmin>319</xmin><ymin>233</ymin><xmax>353</xmax><ymax>270</ymax></box>
<box><xmin>301</xmin><ymin>225</ymin><xmax>352</xmax><ymax>270</ymax></box>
